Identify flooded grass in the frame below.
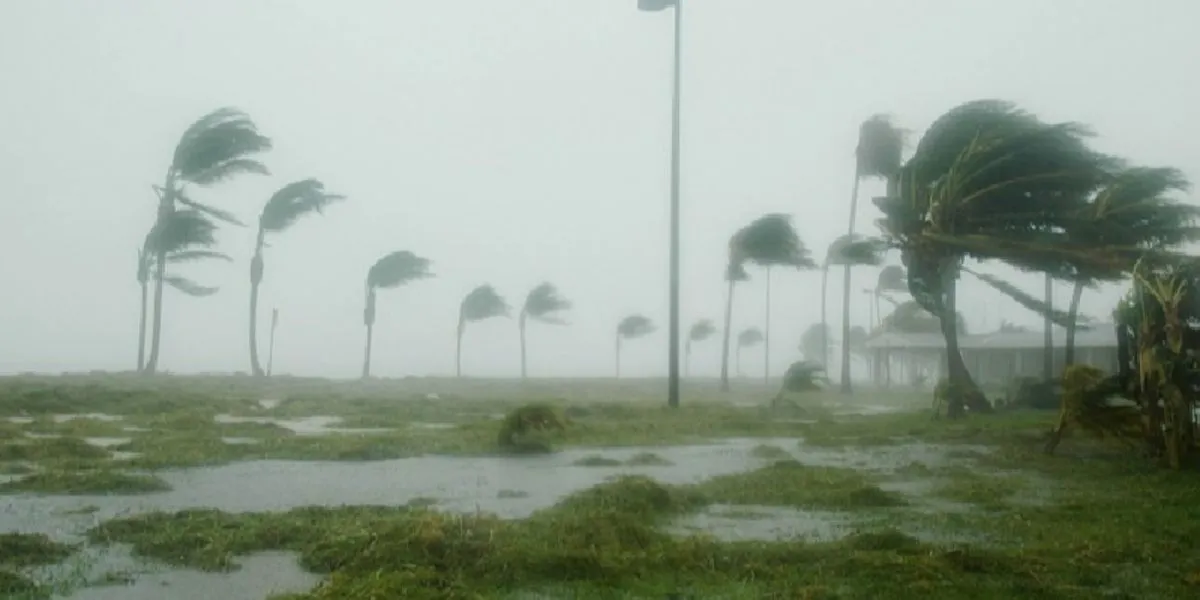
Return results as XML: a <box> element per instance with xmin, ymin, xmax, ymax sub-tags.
<box><xmin>696</xmin><ymin>459</ymin><xmax>906</xmax><ymax>509</ymax></box>
<box><xmin>0</xmin><ymin>469</ymin><xmax>171</xmax><ymax>495</ymax></box>
<box><xmin>0</xmin><ymin>533</ymin><xmax>77</xmax><ymax>568</ymax></box>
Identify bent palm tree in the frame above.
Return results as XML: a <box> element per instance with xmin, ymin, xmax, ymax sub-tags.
<box><xmin>841</xmin><ymin>114</ymin><xmax>906</xmax><ymax>393</ymax></box>
<box><xmin>735</xmin><ymin>327</ymin><xmax>764</xmax><ymax>377</ymax></box>
<box><xmin>821</xmin><ymin>234</ymin><xmax>883</xmax><ymax>371</ymax></box>
<box><xmin>143</xmin><ymin>107</ymin><xmax>272</xmax><ymax>374</ymax></box>
<box><xmin>869</xmin><ymin>99</ymin><xmax>1117</xmax><ymax>417</ymax></box>
<box><xmin>519</xmin><ymin>283</ymin><xmax>572</xmax><ymax>379</ymax></box>
<box><xmin>685</xmin><ymin>319</ymin><xmax>716</xmax><ymax>377</ymax></box>
<box><xmin>362</xmin><ymin>251</ymin><xmax>433</xmax><ymax>378</ymax></box>
<box><xmin>720</xmin><ymin>214</ymin><xmax>815</xmax><ymax>391</ymax></box>
<box><xmin>873</xmin><ymin>265</ymin><xmax>907</xmax><ymax>327</ymax></box>
<box><xmin>249</xmin><ymin>179</ymin><xmax>344</xmax><ymax>376</ymax></box>
<box><xmin>457</xmin><ymin>284</ymin><xmax>510</xmax><ymax>377</ymax></box>
<box><xmin>136</xmin><ymin>210</ymin><xmax>231</xmax><ymax>371</ymax></box>
<box><xmin>615</xmin><ymin>315</ymin><xmax>655</xmax><ymax>378</ymax></box>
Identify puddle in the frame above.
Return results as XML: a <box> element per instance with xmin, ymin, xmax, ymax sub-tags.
<box><xmin>121</xmin><ymin>427</ymin><xmax>149</xmax><ymax>433</ymax></box>
<box><xmin>410</xmin><ymin>422</ymin><xmax>456</xmax><ymax>430</ymax></box>
<box><xmin>53</xmin><ymin>414</ymin><xmax>124</xmax><ymax>424</ymax></box>
<box><xmin>25</xmin><ymin>432</ymin><xmax>63</xmax><ymax>439</ymax></box>
<box><xmin>221</xmin><ymin>437</ymin><xmax>261</xmax><ymax>445</ymax></box>
<box><xmin>213</xmin><ymin>414</ymin><xmax>392</xmax><ymax>436</ymax></box>
<box><xmin>667</xmin><ymin>504</ymin><xmax>861</xmax><ymax>542</ymax></box>
<box><xmin>84</xmin><ymin>438</ymin><xmax>132</xmax><ymax>448</ymax></box>
<box><xmin>54</xmin><ymin>549</ymin><xmax>317</xmax><ymax>600</ymax></box>
<box><xmin>7</xmin><ymin>416</ymin><xmax>35</xmax><ymax>424</ymax></box>
<box><xmin>256</xmin><ymin>399</ymin><xmax>282</xmax><ymax>410</ymax></box>
<box><xmin>111</xmin><ymin>452</ymin><xmax>141</xmax><ymax>461</ymax></box>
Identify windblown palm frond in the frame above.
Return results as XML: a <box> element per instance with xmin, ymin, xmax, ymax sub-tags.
<box><xmin>367</xmin><ymin>251</ymin><xmax>433</xmax><ymax>291</ymax></box>
<box><xmin>162</xmin><ymin>275</ymin><xmax>219</xmax><ymax>297</ymax></box>
<box><xmin>856</xmin><ymin>114</ymin><xmax>907</xmax><ymax>178</ymax></box>
<box><xmin>731</xmin><ymin>214</ymin><xmax>817</xmax><ymax>269</ymax></box>
<box><xmin>171</xmin><ymin>107</ymin><xmax>272</xmax><ymax>185</ymax></box>
<box><xmin>165</xmin><ymin>250</ymin><xmax>231</xmax><ymax>264</ymax></box>
<box><xmin>172</xmin><ymin>189</ymin><xmax>246</xmax><ymax>226</ymax></box>
<box><xmin>617</xmin><ymin>315</ymin><xmax>655</xmax><ymax>339</ymax></box>
<box><xmin>826</xmin><ymin>234</ymin><xmax>885</xmax><ymax>267</ymax></box>
<box><xmin>144</xmin><ymin>209</ymin><xmax>220</xmax><ymax>255</ymax></box>
<box><xmin>461</xmin><ymin>285</ymin><xmax>510</xmax><ymax>322</ymax></box>
<box><xmin>260</xmin><ymin>179</ymin><xmax>345</xmax><ymax>233</ymax></box>
<box><xmin>780</xmin><ymin>360</ymin><xmax>828</xmax><ymax>393</ymax></box>
<box><xmin>880</xmin><ymin>300</ymin><xmax>966</xmax><ymax>335</ymax></box>
<box><xmin>523</xmin><ymin>283</ymin><xmax>571</xmax><ymax>324</ymax></box>
<box><xmin>737</xmin><ymin>327</ymin><xmax>764</xmax><ymax>348</ymax></box>
<box><xmin>689</xmin><ymin>319</ymin><xmax>717</xmax><ymax>342</ymax></box>
<box><xmin>962</xmin><ymin>268</ymin><xmax>1083</xmax><ymax>328</ymax></box>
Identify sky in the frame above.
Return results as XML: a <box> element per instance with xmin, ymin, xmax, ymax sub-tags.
<box><xmin>1</xmin><ymin>0</ymin><xmax>1197</xmax><ymax>380</ymax></box>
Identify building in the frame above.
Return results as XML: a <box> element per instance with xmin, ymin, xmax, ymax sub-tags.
<box><xmin>863</xmin><ymin>324</ymin><xmax>1119</xmax><ymax>388</ymax></box>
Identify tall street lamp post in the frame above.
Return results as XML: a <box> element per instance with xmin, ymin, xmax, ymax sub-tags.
<box><xmin>638</xmin><ymin>0</ymin><xmax>683</xmax><ymax>408</ymax></box>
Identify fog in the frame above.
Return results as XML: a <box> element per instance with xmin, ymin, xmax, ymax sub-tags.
<box><xmin>1</xmin><ymin>0</ymin><xmax>1197</xmax><ymax>379</ymax></box>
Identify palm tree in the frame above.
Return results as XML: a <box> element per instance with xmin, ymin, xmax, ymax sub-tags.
<box><xmin>362</xmin><ymin>251</ymin><xmax>433</xmax><ymax>379</ymax></box>
<box><xmin>821</xmin><ymin>234</ymin><xmax>883</xmax><ymax>373</ymax></box>
<box><xmin>1059</xmin><ymin>167</ymin><xmax>1197</xmax><ymax>366</ymax></box>
<box><xmin>840</xmin><ymin>115</ymin><xmax>906</xmax><ymax>393</ymax></box>
<box><xmin>719</xmin><ymin>260</ymin><xmax>749</xmax><ymax>391</ymax></box>
<box><xmin>457</xmin><ymin>284</ymin><xmax>510</xmax><ymax>377</ymax></box>
<box><xmin>868</xmin><ymin>99</ymin><xmax>1118</xmax><ymax>417</ymax></box>
<box><xmin>248</xmin><ymin>179</ymin><xmax>344</xmax><ymax>376</ymax></box>
<box><xmin>685</xmin><ymin>319</ymin><xmax>716</xmax><ymax>377</ymax></box>
<box><xmin>135</xmin><ymin>210</ymin><xmax>231</xmax><ymax>371</ymax></box>
<box><xmin>518</xmin><ymin>283</ymin><xmax>572</xmax><ymax>379</ymax></box>
<box><xmin>720</xmin><ymin>214</ymin><xmax>815</xmax><ymax>391</ymax></box>
<box><xmin>872</xmin><ymin>265</ymin><xmax>907</xmax><ymax>327</ymax></box>
<box><xmin>143</xmin><ymin>107</ymin><xmax>272</xmax><ymax>374</ymax></box>
<box><xmin>615</xmin><ymin>314</ymin><xmax>655</xmax><ymax>378</ymax></box>
<box><xmin>735</xmin><ymin>327</ymin><xmax>764</xmax><ymax>377</ymax></box>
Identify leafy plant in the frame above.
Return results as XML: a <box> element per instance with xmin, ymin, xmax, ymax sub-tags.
<box><xmin>248</xmin><ymin>179</ymin><xmax>344</xmax><ymax>376</ymax></box>
<box><xmin>362</xmin><ymin>251</ymin><xmax>433</xmax><ymax>378</ymax></box>
<box><xmin>457</xmin><ymin>285</ymin><xmax>510</xmax><ymax>377</ymax></box>
<box><xmin>519</xmin><ymin>283</ymin><xmax>572</xmax><ymax>379</ymax></box>
<box><xmin>684</xmin><ymin>319</ymin><xmax>717</xmax><ymax>377</ymax></box>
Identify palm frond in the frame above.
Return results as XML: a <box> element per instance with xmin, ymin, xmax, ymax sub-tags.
<box><xmin>726</xmin><ymin>260</ymin><xmax>750</xmax><ymax>282</ymax></box>
<box><xmin>260</xmin><ymin>178</ymin><xmax>345</xmax><ymax>233</ymax></box>
<box><xmin>171</xmin><ymin>107</ymin><xmax>273</xmax><ymax>185</ymax></box>
<box><xmin>144</xmin><ymin>209</ymin><xmax>220</xmax><ymax>255</ymax></box>
<box><xmin>523</xmin><ymin>282</ymin><xmax>572</xmax><ymax>323</ymax></box>
<box><xmin>176</xmin><ymin>191</ymin><xmax>246</xmax><ymax>226</ymax></box>
<box><xmin>166</xmin><ymin>250</ymin><xmax>231</xmax><ymax>264</ymax></box>
<box><xmin>367</xmin><ymin>250</ymin><xmax>434</xmax><ymax>290</ymax></box>
<box><xmin>826</xmin><ymin>234</ymin><xmax>885</xmax><ymax>267</ymax></box>
<box><xmin>162</xmin><ymin>275</ymin><xmax>220</xmax><ymax>297</ymax></box>
<box><xmin>856</xmin><ymin>114</ymin><xmax>907</xmax><ymax>178</ymax></box>
<box><xmin>461</xmin><ymin>284</ymin><xmax>510</xmax><ymax>322</ymax></box>
<box><xmin>688</xmin><ymin>319</ymin><xmax>717</xmax><ymax>342</ymax></box>
<box><xmin>1069</xmin><ymin>166</ymin><xmax>1197</xmax><ymax>254</ymax></box>
<box><xmin>880</xmin><ymin>300</ymin><xmax>966</xmax><ymax>335</ymax></box>
<box><xmin>731</xmin><ymin>213</ymin><xmax>817</xmax><ymax>269</ymax></box>
<box><xmin>962</xmin><ymin>267</ymin><xmax>1082</xmax><ymax>328</ymax></box>
<box><xmin>737</xmin><ymin>327</ymin><xmax>764</xmax><ymax>348</ymax></box>
<box><xmin>781</xmin><ymin>360</ymin><xmax>828</xmax><ymax>392</ymax></box>
<box><xmin>617</xmin><ymin>315</ymin><xmax>655</xmax><ymax>339</ymax></box>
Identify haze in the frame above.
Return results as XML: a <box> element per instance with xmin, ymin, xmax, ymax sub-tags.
<box><xmin>2</xmin><ymin>0</ymin><xmax>1197</xmax><ymax>379</ymax></box>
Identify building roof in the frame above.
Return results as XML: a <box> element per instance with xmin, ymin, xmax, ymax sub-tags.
<box><xmin>864</xmin><ymin>324</ymin><xmax>1117</xmax><ymax>351</ymax></box>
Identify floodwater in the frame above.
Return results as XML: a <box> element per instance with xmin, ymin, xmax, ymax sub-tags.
<box><xmin>0</xmin><ymin>437</ymin><xmax>991</xmax><ymax>599</ymax></box>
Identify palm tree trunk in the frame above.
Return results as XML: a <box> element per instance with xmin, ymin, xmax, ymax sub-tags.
<box><xmin>719</xmin><ymin>278</ymin><xmax>736</xmax><ymax>392</ymax></box>
<box><xmin>840</xmin><ymin>172</ymin><xmax>861</xmax><ymax>394</ymax></box>
<box><xmin>519</xmin><ymin>312</ymin><xmax>528</xmax><ymax>380</ymax></box>
<box><xmin>143</xmin><ymin>183</ymin><xmax>175</xmax><ymax>375</ymax></box>
<box><xmin>249</xmin><ymin>234</ymin><xmax>265</xmax><ymax>377</ymax></box>
<box><xmin>940</xmin><ymin>274</ymin><xmax>992</xmax><ymax>417</ymax></box>
<box><xmin>764</xmin><ymin>267</ymin><xmax>771</xmax><ymax>384</ymax></box>
<box><xmin>684</xmin><ymin>340</ymin><xmax>692</xmax><ymax>378</ymax></box>
<box><xmin>137</xmin><ymin>279</ymin><xmax>148</xmax><ymax>372</ymax></box>
<box><xmin>456</xmin><ymin>318</ymin><xmax>466</xmax><ymax>378</ymax></box>
<box><xmin>820</xmin><ymin>264</ymin><xmax>829</xmax><ymax>368</ymax></box>
<box><xmin>1064</xmin><ymin>280</ymin><xmax>1084</xmax><ymax>368</ymax></box>
<box><xmin>615</xmin><ymin>336</ymin><xmax>622</xmax><ymax>379</ymax></box>
<box><xmin>267</xmin><ymin>308</ymin><xmax>278</xmax><ymax>377</ymax></box>
<box><xmin>1043</xmin><ymin>273</ymin><xmax>1054</xmax><ymax>381</ymax></box>
<box><xmin>361</xmin><ymin>288</ymin><xmax>376</xmax><ymax>379</ymax></box>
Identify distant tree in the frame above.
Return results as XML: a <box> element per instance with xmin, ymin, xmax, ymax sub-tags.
<box><xmin>143</xmin><ymin>107</ymin><xmax>272</xmax><ymax>374</ymax></box>
<box><xmin>735</xmin><ymin>327</ymin><xmax>764</xmax><ymax>377</ymax></box>
<box><xmin>362</xmin><ymin>251</ymin><xmax>433</xmax><ymax>378</ymax></box>
<box><xmin>135</xmin><ymin>210</ymin><xmax>231</xmax><ymax>371</ymax></box>
<box><xmin>799</xmin><ymin>323</ymin><xmax>827</xmax><ymax>364</ymax></box>
<box><xmin>720</xmin><ymin>214</ymin><xmax>815</xmax><ymax>390</ymax></box>
<box><xmin>685</xmin><ymin>319</ymin><xmax>717</xmax><ymax>377</ymax></box>
<box><xmin>820</xmin><ymin>234</ymin><xmax>883</xmax><ymax>375</ymax></box>
<box><xmin>248</xmin><ymin>179</ymin><xmax>344</xmax><ymax>377</ymax></box>
<box><xmin>839</xmin><ymin>115</ymin><xmax>906</xmax><ymax>393</ymax></box>
<box><xmin>872</xmin><ymin>265</ymin><xmax>908</xmax><ymax>327</ymax></box>
<box><xmin>457</xmin><ymin>284</ymin><xmax>510</xmax><ymax>378</ymax></box>
<box><xmin>615</xmin><ymin>314</ymin><xmax>655</xmax><ymax>378</ymax></box>
<box><xmin>518</xmin><ymin>283</ymin><xmax>572</xmax><ymax>379</ymax></box>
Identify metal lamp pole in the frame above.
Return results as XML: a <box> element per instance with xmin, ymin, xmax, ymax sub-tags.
<box><xmin>639</xmin><ymin>0</ymin><xmax>683</xmax><ymax>408</ymax></box>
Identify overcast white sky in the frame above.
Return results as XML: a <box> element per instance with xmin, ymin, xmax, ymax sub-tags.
<box><xmin>1</xmin><ymin>0</ymin><xmax>1197</xmax><ymax>379</ymax></box>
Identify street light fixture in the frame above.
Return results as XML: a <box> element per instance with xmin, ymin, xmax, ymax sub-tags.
<box><xmin>638</xmin><ymin>0</ymin><xmax>683</xmax><ymax>408</ymax></box>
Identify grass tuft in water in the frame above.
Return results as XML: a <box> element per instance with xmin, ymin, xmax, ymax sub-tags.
<box><xmin>696</xmin><ymin>459</ymin><xmax>906</xmax><ymax>509</ymax></box>
<box><xmin>0</xmin><ymin>469</ymin><xmax>170</xmax><ymax>495</ymax></box>
<box><xmin>0</xmin><ymin>533</ymin><xmax>76</xmax><ymax>568</ymax></box>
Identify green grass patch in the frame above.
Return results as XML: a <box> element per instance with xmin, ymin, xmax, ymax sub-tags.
<box><xmin>0</xmin><ymin>533</ymin><xmax>76</xmax><ymax>568</ymax></box>
<box><xmin>0</xmin><ymin>469</ymin><xmax>170</xmax><ymax>495</ymax></box>
<box><xmin>696</xmin><ymin>459</ymin><xmax>906</xmax><ymax>509</ymax></box>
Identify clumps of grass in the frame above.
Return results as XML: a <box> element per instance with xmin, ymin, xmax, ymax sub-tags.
<box><xmin>750</xmin><ymin>443</ymin><xmax>792</xmax><ymax>459</ymax></box>
<box><xmin>0</xmin><ymin>533</ymin><xmax>76</xmax><ymax>568</ymax></box>
<box><xmin>0</xmin><ymin>436</ymin><xmax>110</xmax><ymax>463</ymax></box>
<box><xmin>573</xmin><ymin>455</ymin><xmax>623</xmax><ymax>467</ymax></box>
<box><xmin>696</xmin><ymin>459</ymin><xmax>905</xmax><ymax>510</ymax></box>
<box><xmin>496</xmin><ymin>403</ymin><xmax>566</xmax><ymax>454</ymax></box>
<box><xmin>0</xmin><ymin>469</ymin><xmax>170</xmax><ymax>495</ymax></box>
<box><xmin>624</xmin><ymin>452</ymin><xmax>672</xmax><ymax>466</ymax></box>
<box><xmin>0</xmin><ymin>569</ymin><xmax>42</xmax><ymax>598</ymax></box>
<box><xmin>932</xmin><ymin>470</ymin><xmax>1025</xmax><ymax>510</ymax></box>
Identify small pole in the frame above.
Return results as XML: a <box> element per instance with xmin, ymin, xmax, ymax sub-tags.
<box><xmin>267</xmin><ymin>308</ymin><xmax>278</xmax><ymax>377</ymax></box>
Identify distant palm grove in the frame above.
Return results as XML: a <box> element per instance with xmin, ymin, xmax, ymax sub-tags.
<box><xmin>136</xmin><ymin>102</ymin><xmax>1200</xmax><ymax>460</ymax></box>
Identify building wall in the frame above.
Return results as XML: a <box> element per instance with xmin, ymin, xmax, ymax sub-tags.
<box><xmin>964</xmin><ymin>346</ymin><xmax>1118</xmax><ymax>386</ymax></box>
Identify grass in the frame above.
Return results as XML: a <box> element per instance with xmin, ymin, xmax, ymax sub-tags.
<box><xmin>0</xmin><ymin>533</ymin><xmax>76</xmax><ymax>568</ymax></box>
<box><xmin>0</xmin><ymin>469</ymin><xmax>171</xmax><ymax>495</ymax></box>
<box><xmin>4</xmin><ymin>375</ymin><xmax>1200</xmax><ymax>597</ymax></box>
